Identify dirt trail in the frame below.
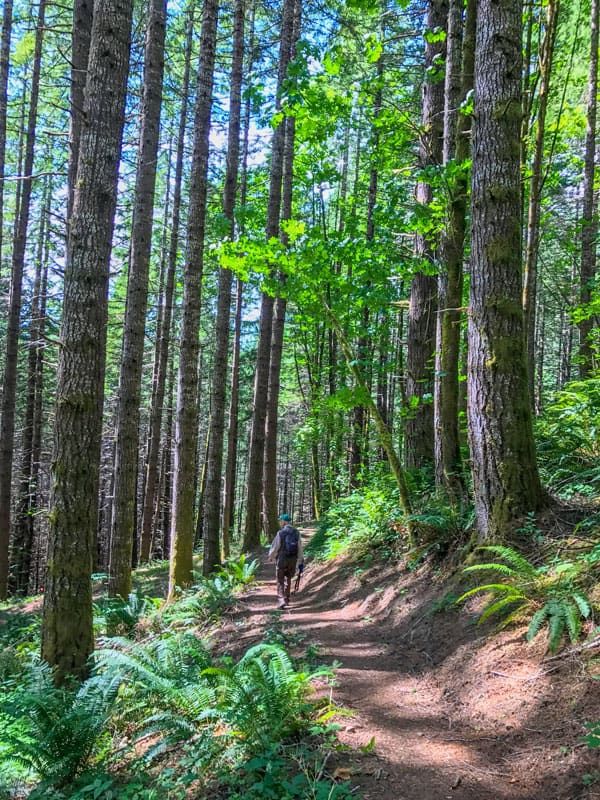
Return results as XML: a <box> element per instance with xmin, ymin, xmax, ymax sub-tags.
<box><xmin>218</xmin><ymin>529</ymin><xmax>600</xmax><ymax>800</ymax></box>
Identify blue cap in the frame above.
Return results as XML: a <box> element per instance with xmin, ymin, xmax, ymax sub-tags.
<box><xmin>279</xmin><ymin>513</ymin><xmax>291</xmax><ymax>521</ymax></box>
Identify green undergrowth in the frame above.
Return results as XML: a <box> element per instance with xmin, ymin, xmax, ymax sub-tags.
<box><xmin>0</xmin><ymin>555</ymin><xmax>356</xmax><ymax>800</ymax></box>
<box><xmin>306</xmin><ymin>474</ymin><xmax>474</xmax><ymax>569</ymax></box>
<box><xmin>537</xmin><ymin>376</ymin><xmax>600</xmax><ymax>501</ymax></box>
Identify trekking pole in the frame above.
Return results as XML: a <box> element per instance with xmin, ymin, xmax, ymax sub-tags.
<box><xmin>293</xmin><ymin>563</ymin><xmax>304</xmax><ymax>593</ymax></box>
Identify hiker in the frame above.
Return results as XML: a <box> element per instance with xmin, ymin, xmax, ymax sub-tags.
<box><xmin>268</xmin><ymin>513</ymin><xmax>304</xmax><ymax>609</ymax></box>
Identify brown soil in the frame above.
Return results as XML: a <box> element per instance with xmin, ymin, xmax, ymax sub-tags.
<box><xmin>217</xmin><ymin>529</ymin><xmax>600</xmax><ymax>800</ymax></box>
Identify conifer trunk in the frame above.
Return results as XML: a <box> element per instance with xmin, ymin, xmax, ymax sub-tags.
<box><xmin>523</xmin><ymin>0</ymin><xmax>559</xmax><ymax>404</ymax></box>
<box><xmin>67</xmin><ymin>0</ymin><xmax>94</xmax><ymax>221</ymax></box>
<box><xmin>12</xmin><ymin>184</ymin><xmax>50</xmax><ymax>594</ymax></box>
<box><xmin>168</xmin><ymin>0</ymin><xmax>219</xmax><ymax>595</ymax></box>
<box><xmin>222</xmin><ymin>3</ymin><xmax>255</xmax><ymax>557</ymax></box>
<box><xmin>0</xmin><ymin>0</ymin><xmax>13</xmax><ymax>274</ymax></box>
<box><xmin>263</xmin><ymin>0</ymin><xmax>301</xmax><ymax>538</ymax></box>
<box><xmin>203</xmin><ymin>0</ymin><xmax>245</xmax><ymax>573</ymax></box>
<box><xmin>109</xmin><ymin>0</ymin><xmax>166</xmax><ymax>598</ymax></box>
<box><xmin>140</xmin><ymin>10</ymin><xmax>194</xmax><ymax>564</ymax></box>
<box><xmin>405</xmin><ymin>0</ymin><xmax>447</xmax><ymax>470</ymax></box>
<box><xmin>468</xmin><ymin>0</ymin><xmax>544</xmax><ymax>541</ymax></box>
<box><xmin>243</xmin><ymin>0</ymin><xmax>296</xmax><ymax>550</ymax></box>
<box><xmin>578</xmin><ymin>0</ymin><xmax>599</xmax><ymax>377</ymax></box>
<box><xmin>0</xmin><ymin>0</ymin><xmax>46</xmax><ymax>600</ymax></box>
<box><xmin>42</xmin><ymin>0</ymin><xmax>133</xmax><ymax>681</ymax></box>
<box><xmin>434</xmin><ymin>0</ymin><xmax>475</xmax><ymax>496</ymax></box>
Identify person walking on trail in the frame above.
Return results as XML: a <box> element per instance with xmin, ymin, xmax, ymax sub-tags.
<box><xmin>268</xmin><ymin>513</ymin><xmax>304</xmax><ymax>609</ymax></box>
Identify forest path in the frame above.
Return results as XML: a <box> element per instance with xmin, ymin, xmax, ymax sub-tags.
<box><xmin>217</xmin><ymin>528</ymin><xmax>598</xmax><ymax>800</ymax></box>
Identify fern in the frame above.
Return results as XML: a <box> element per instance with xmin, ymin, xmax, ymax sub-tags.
<box><xmin>94</xmin><ymin>591</ymin><xmax>161</xmax><ymax>637</ymax></box>
<box><xmin>203</xmin><ymin>644</ymin><xmax>331</xmax><ymax>752</ymax></box>
<box><xmin>526</xmin><ymin>597</ymin><xmax>589</xmax><ymax>652</ymax></box>
<box><xmin>1</xmin><ymin>661</ymin><xmax>120</xmax><ymax>788</ymax></box>
<box><xmin>218</xmin><ymin>554</ymin><xmax>259</xmax><ymax>586</ymax></box>
<box><xmin>459</xmin><ymin>545</ymin><xmax>594</xmax><ymax>652</ymax></box>
<box><xmin>467</xmin><ymin>545</ymin><xmax>540</xmax><ymax>578</ymax></box>
<box><xmin>563</xmin><ymin>600</ymin><xmax>582</xmax><ymax>644</ymax></box>
<box><xmin>547</xmin><ymin>604</ymin><xmax>566</xmax><ymax>652</ymax></box>
<box><xmin>477</xmin><ymin>595</ymin><xmax>528</xmax><ymax>625</ymax></box>
<box><xmin>96</xmin><ymin>634</ymin><xmax>215</xmax><ymax>755</ymax></box>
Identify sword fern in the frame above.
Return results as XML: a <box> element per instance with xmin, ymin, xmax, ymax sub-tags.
<box><xmin>458</xmin><ymin>545</ymin><xmax>593</xmax><ymax>652</ymax></box>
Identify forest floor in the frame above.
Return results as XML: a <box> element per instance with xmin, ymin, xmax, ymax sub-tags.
<box><xmin>215</xmin><ymin>528</ymin><xmax>600</xmax><ymax>800</ymax></box>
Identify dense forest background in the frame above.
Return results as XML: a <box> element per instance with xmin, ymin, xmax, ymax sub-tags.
<box><xmin>0</xmin><ymin>0</ymin><xmax>598</xmax><ymax>681</ymax></box>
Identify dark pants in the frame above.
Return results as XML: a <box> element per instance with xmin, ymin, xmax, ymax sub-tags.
<box><xmin>276</xmin><ymin>556</ymin><xmax>297</xmax><ymax>605</ymax></box>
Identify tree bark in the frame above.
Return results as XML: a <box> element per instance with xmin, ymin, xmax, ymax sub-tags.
<box><xmin>203</xmin><ymin>0</ymin><xmax>245</xmax><ymax>574</ymax></box>
<box><xmin>405</xmin><ymin>0</ymin><xmax>447</xmax><ymax>471</ymax></box>
<box><xmin>468</xmin><ymin>0</ymin><xmax>544</xmax><ymax>541</ymax></box>
<box><xmin>0</xmin><ymin>0</ymin><xmax>13</xmax><ymax>276</ymax></box>
<box><xmin>522</xmin><ymin>0</ymin><xmax>559</xmax><ymax>404</ymax></box>
<box><xmin>222</xmin><ymin>2</ymin><xmax>255</xmax><ymax>558</ymax></box>
<box><xmin>109</xmin><ymin>0</ymin><xmax>166</xmax><ymax>599</ymax></box>
<box><xmin>12</xmin><ymin>181</ymin><xmax>50</xmax><ymax>595</ymax></box>
<box><xmin>0</xmin><ymin>0</ymin><xmax>46</xmax><ymax>600</ymax></box>
<box><xmin>168</xmin><ymin>0</ymin><xmax>219</xmax><ymax>595</ymax></box>
<box><xmin>140</xmin><ymin>9</ymin><xmax>194</xmax><ymax>564</ymax></box>
<box><xmin>578</xmin><ymin>0</ymin><xmax>599</xmax><ymax>377</ymax></box>
<box><xmin>41</xmin><ymin>0</ymin><xmax>133</xmax><ymax>682</ymax></box>
<box><xmin>67</xmin><ymin>0</ymin><xmax>94</xmax><ymax>221</ymax></box>
<box><xmin>243</xmin><ymin>0</ymin><xmax>297</xmax><ymax>550</ymax></box>
<box><xmin>350</xmin><ymin>51</ymin><xmax>382</xmax><ymax>488</ymax></box>
<box><xmin>263</xmin><ymin>0</ymin><xmax>301</xmax><ymax>540</ymax></box>
<box><xmin>434</xmin><ymin>0</ymin><xmax>475</xmax><ymax>497</ymax></box>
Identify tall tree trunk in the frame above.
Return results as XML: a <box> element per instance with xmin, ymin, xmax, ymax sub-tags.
<box><xmin>434</xmin><ymin>0</ymin><xmax>475</xmax><ymax>496</ymax></box>
<box><xmin>161</xmin><ymin>352</ymin><xmax>175</xmax><ymax>557</ymax></box>
<box><xmin>0</xmin><ymin>0</ymin><xmax>46</xmax><ymax>600</ymax></box>
<box><xmin>203</xmin><ymin>0</ymin><xmax>245</xmax><ymax>574</ymax></box>
<box><xmin>11</xmin><ymin>181</ymin><xmax>50</xmax><ymax>595</ymax></box>
<box><xmin>222</xmin><ymin>2</ymin><xmax>255</xmax><ymax>558</ymax></box>
<box><xmin>243</xmin><ymin>0</ymin><xmax>297</xmax><ymax>550</ymax></box>
<box><xmin>263</xmin><ymin>124</ymin><xmax>295</xmax><ymax>537</ymax></box>
<box><xmin>109</xmin><ymin>0</ymin><xmax>166</xmax><ymax>598</ymax></box>
<box><xmin>263</xmin><ymin>0</ymin><xmax>301</xmax><ymax>539</ymax></box>
<box><xmin>41</xmin><ymin>0</ymin><xmax>133</xmax><ymax>682</ymax></box>
<box><xmin>222</xmin><ymin>279</ymin><xmax>243</xmax><ymax>558</ymax></box>
<box><xmin>168</xmin><ymin>0</ymin><xmax>219</xmax><ymax>595</ymax></box>
<box><xmin>350</xmin><ymin>52</ymin><xmax>382</xmax><ymax>488</ymax></box>
<box><xmin>578</xmin><ymin>0</ymin><xmax>599</xmax><ymax>377</ymax></box>
<box><xmin>67</xmin><ymin>0</ymin><xmax>94</xmax><ymax>221</ymax></box>
<box><xmin>140</xmin><ymin>9</ymin><xmax>194</xmax><ymax>564</ymax></box>
<box><xmin>0</xmin><ymin>0</ymin><xmax>13</xmax><ymax>276</ymax></box>
<box><xmin>522</xmin><ymin>0</ymin><xmax>560</xmax><ymax>403</ymax></box>
<box><xmin>468</xmin><ymin>0</ymin><xmax>544</xmax><ymax>541</ymax></box>
<box><xmin>405</xmin><ymin>0</ymin><xmax>447</xmax><ymax>470</ymax></box>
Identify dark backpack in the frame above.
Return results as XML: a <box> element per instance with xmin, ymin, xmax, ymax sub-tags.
<box><xmin>281</xmin><ymin>526</ymin><xmax>299</xmax><ymax>558</ymax></box>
